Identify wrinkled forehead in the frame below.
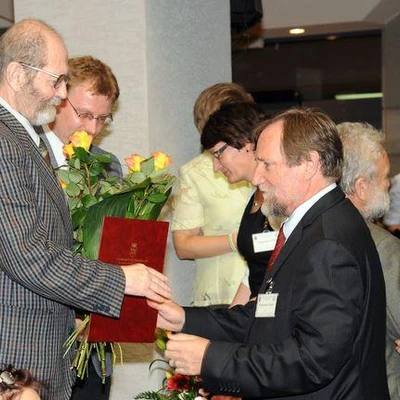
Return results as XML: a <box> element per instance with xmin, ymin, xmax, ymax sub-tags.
<box><xmin>44</xmin><ymin>32</ymin><xmax>68</xmax><ymax>71</ymax></box>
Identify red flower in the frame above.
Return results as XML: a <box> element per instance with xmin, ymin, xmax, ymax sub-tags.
<box><xmin>166</xmin><ymin>374</ymin><xmax>192</xmax><ymax>392</ymax></box>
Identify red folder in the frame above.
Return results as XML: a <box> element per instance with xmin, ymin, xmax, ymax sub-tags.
<box><xmin>88</xmin><ymin>216</ymin><xmax>169</xmax><ymax>342</ymax></box>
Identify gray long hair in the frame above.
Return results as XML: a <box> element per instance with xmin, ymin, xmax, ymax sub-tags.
<box><xmin>337</xmin><ymin>122</ymin><xmax>386</xmax><ymax>195</ymax></box>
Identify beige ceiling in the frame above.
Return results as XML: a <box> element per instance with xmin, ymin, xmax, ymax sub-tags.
<box><xmin>261</xmin><ymin>0</ymin><xmax>400</xmax><ymax>38</ymax></box>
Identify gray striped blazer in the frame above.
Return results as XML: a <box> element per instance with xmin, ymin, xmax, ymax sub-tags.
<box><xmin>0</xmin><ymin>105</ymin><xmax>125</xmax><ymax>400</ymax></box>
<box><xmin>368</xmin><ymin>222</ymin><xmax>400</xmax><ymax>399</ymax></box>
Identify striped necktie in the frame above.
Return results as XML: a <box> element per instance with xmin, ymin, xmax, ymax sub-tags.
<box><xmin>38</xmin><ymin>137</ymin><xmax>51</xmax><ymax>167</ymax></box>
<box><xmin>266</xmin><ymin>225</ymin><xmax>286</xmax><ymax>271</ymax></box>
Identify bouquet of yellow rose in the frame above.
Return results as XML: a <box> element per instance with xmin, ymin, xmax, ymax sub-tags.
<box><xmin>57</xmin><ymin>131</ymin><xmax>174</xmax><ymax>258</ymax></box>
<box><xmin>59</xmin><ymin>131</ymin><xmax>175</xmax><ymax>381</ymax></box>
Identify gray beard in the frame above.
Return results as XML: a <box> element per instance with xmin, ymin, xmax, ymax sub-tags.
<box><xmin>363</xmin><ymin>190</ymin><xmax>391</xmax><ymax>221</ymax></box>
<box><xmin>24</xmin><ymin>80</ymin><xmax>61</xmax><ymax>126</ymax></box>
<box><xmin>261</xmin><ymin>199</ymin><xmax>288</xmax><ymax>218</ymax></box>
<box><xmin>31</xmin><ymin>106</ymin><xmax>57</xmax><ymax>125</ymax></box>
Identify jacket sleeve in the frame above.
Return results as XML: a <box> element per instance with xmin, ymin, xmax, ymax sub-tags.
<box><xmin>184</xmin><ymin>301</ymin><xmax>256</xmax><ymax>342</ymax></box>
<box><xmin>0</xmin><ymin>135</ymin><xmax>125</xmax><ymax>317</ymax></box>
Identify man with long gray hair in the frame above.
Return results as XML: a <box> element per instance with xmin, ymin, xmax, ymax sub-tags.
<box><xmin>337</xmin><ymin>121</ymin><xmax>400</xmax><ymax>399</ymax></box>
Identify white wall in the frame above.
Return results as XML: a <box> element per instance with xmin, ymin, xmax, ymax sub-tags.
<box><xmin>14</xmin><ymin>1</ymin><xmax>231</xmax><ymax>398</ymax></box>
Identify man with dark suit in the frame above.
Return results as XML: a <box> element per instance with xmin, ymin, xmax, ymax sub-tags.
<box><xmin>337</xmin><ymin>122</ymin><xmax>400</xmax><ymax>399</ymax></box>
<box><xmin>0</xmin><ymin>19</ymin><xmax>171</xmax><ymax>400</ymax></box>
<box><xmin>152</xmin><ymin>108</ymin><xmax>389</xmax><ymax>399</ymax></box>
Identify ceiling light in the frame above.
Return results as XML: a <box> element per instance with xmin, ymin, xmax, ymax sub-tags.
<box><xmin>335</xmin><ymin>92</ymin><xmax>383</xmax><ymax>101</ymax></box>
<box><xmin>289</xmin><ymin>28</ymin><xmax>305</xmax><ymax>35</ymax></box>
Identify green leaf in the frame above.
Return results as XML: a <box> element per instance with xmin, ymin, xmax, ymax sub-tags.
<box><xmin>81</xmin><ymin>191</ymin><xmax>136</xmax><ymax>259</ymax></box>
<box><xmin>82</xmin><ymin>194</ymin><xmax>98</xmax><ymax>208</ymax></box>
<box><xmin>69</xmin><ymin>170</ymin><xmax>85</xmax><ymax>184</ymax></box>
<box><xmin>147</xmin><ymin>193</ymin><xmax>167</xmax><ymax>204</ymax></box>
<box><xmin>68</xmin><ymin>197</ymin><xmax>80</xmax><ymax>210</ymax></box>
<box><xmin>149</xmin><ymin>167</ymin><xmax>170</xmax><ymax>181</ymax></box>
<box><xmin>140</xmin><ymin>157</ymin><xmax>155</xmax><ymax>176</ymax></box>
<box><xmin>90</xmin><ymin>161</ymin><xmax>104</xmax><ymax>177</ymax></box>
<box><xmin>71</xmin><ymin>207</ymin><xmax>87</xmax><ymax>230</ymax></box>
<box><xmin>66</xmin><ymin>182</ymin><xmax>81</xmax><ymax>197</ymax></box>
<box><xmin>56</xmin><ymin>168</ymin><xmax>71</xmax><ymax>183</ymax></box>
<box><xmin>134</xmin><ymin>391</ymin><xmax>165</xmax><ymax>400</ymax></box>
<box><xmin>93</xmin><ymin>153</ymin><xmax>113</xmax><ymax>164</ymax></box>
<box><xmin>72</xmin><ymin>157</ymin><xmax>81</xmax><ymax>170</ymax></box>
<box><xmin>74</xmin><ymin>147</ymin><xmax>90</xmax><ymax>163</ymax></box>
<box><xmin>125</xmin><ymin>171</ymin><xmax>147</xmax><ymax>184</ymax></box>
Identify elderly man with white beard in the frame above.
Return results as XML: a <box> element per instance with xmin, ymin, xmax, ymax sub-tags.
<box><xmin>0</xmin><ymin>19</ymin><xmax>171</xmax><ymax>400</ymax></box>
<box><xmin>337</xmin><ymin>122</ymin><xmax>400</xmax><ymax>399</ymax></box>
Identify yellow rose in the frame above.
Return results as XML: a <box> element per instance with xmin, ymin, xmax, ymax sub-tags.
<box><xmin>125</xmin><ymin>154</ymin><xmax>145</xmax><ymax>173</ymax></box>
<box><xmin>63</xmin><ymin>143</ymin><xmax>75</xmax><ymax>159</ymax></box>
<box><xmin>58</xmin><ymin>178</ymin><xmax>67</xmax><ymax>189</ymax></box>
<box><xmin>152</xmin><ymin>151</ymin><xmax>171</xmax><ymax>170</ymax></box>
<box><xmin>68</xmin><ymin>130</ymin><xmax>93</xmax><ymax>152</ymax></box>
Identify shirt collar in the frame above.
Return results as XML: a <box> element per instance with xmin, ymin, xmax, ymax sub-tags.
<box><xmin>283</xmin><ymin>183</ymin><xmax>337</xmax><ymax>239</ymax></box>
<box><xmin>0</xmin><ymin>96</ymin><xmax>41</xmax><ymax>146</ymax></box>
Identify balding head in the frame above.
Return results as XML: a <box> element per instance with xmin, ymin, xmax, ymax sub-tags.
<box><xmin>0</xmin><ymin>19</ymin><xmax>66</xmax><ymax>83</ymax></box>
<box><xmin>0</xmin><ymin>19</ymin><xmax>69</xmax><ymax>124</ymax></box>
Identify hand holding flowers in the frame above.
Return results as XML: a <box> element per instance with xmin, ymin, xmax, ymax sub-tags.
<box><xmin>135</xmin><ymin>329</ymin><xmax>205</xmax><ymax>400</ymax></box>
<box><xmin>164</xmin><ymin>333</ymin><xmax>209</xmax><ymax>377</ymax></box>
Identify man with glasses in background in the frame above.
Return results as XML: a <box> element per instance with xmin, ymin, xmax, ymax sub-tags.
<box><xmin>38</xmin><ymin>55</ymin><xmax>122</xmax><ymax>177</ymax></box>
<box><xmin>36</xmin><ymin>55</ymin><xmax>122</xmax><ymax>400</ymax></box>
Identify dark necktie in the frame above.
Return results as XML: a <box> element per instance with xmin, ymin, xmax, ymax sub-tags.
<box><xmin>267</xmin><ymin>225</ymin><xmax>286</xmax><ymax>271</ymax></box>
<box><xmin>38</xmin><ymin>137</ymin><xmax>51</xmax><ymax>167</ymax></box>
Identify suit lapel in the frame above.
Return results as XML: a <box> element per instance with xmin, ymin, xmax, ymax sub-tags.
<box><xmin>261</xmin><ymin>187</ymin><xmax>346</xmax><ymax>291</ymax></box>
<box><xmin>0</xmin><ymin>105</ymin><xmax>72</xmax><ymax>232</ymax></box>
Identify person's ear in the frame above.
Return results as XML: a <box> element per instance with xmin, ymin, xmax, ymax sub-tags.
<box><xmin>6</xmin><ymin>61</ymin><xmax>27</xmax><ymax>91</ymax></box>
<box><xmin>354</xmin><ymin>177</ymin><xmax>369</xmax><ymax>201</ymax></box>
<box><xmin>304</xmin><ymin>150</ymin><xmax>319</xmax><ymax>179</ymax></box>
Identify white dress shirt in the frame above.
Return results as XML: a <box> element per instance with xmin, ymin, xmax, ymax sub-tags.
<box><xmin>41</xmin><ymin>124</ymin><xmax>67</xmax><ymax>168</ymax></box>
<box><xmin>283</xmin><ymin>182</ymin><xmax>337</xmax><ymax>239</ymax></box>
<box><xmin>0</xmin><ymin>97</ymin><xmax>40</xmax><ymax>147</ymax></box>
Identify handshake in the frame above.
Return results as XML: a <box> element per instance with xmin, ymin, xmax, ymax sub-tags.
<box><xmin>121</xmin><ymin>263</ymin><xmax>172</xmax><ymax>302</ymax></box>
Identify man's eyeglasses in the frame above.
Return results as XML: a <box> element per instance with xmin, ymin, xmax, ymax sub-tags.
<box><xmin>211</xmin><ymin>143</ymin><xmax>229</xmax><ymax>160</ymax></box>
<box><xmin>19</xmin><ymin>62</ymin><xmax>70</xmax><ymax>89</ymax></box>
<box><xmin>67</xmin><ymin>98</ymin><xmax>113</xmax><ymax>126</ymax></box>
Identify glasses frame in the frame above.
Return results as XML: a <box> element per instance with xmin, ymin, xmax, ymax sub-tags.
<box><xmin>211</xmin><ymin>143</ymin><xmax>229</xmax><ymax>160</ymax></box>
<box><xmin>19</xmin><ymin>62</ymin><xmax>70</xmax><ymax>89</ymax></box>
<box><xmin>67</xmin><ymin>98</ymin><xmax>113</xmax><ymax>126</ymax></box>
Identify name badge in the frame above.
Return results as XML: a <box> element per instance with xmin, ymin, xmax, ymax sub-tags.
<box><xmin>255</xmin><ymin>293</ymin><xmax>279</xmax><ymax>318</ymax></box>
<box><xmin>252</xmin><ymin>231</ymin><xmax>278</xmax><ymax>253</ymax></box>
